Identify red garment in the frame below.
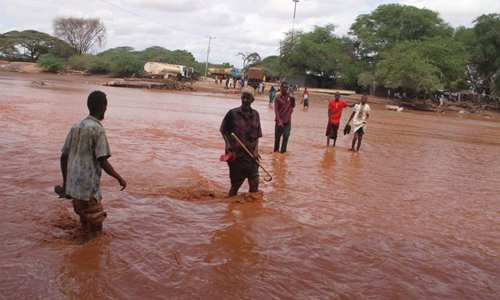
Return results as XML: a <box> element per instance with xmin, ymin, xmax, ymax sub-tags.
<box><xmin>274</xmin><ymin>93</ymin><xmax>295</xmax><ymax>126</ymax></box>
<box><xmin>328</xmin><ymin>100</ymin><xmax>348</xmax><ymax>125</ymax></box>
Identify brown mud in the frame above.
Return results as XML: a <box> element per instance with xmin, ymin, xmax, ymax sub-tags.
<box><xmin>0</xmin><ymin>70</ymin><xmax>499</xmax><ymax>299</ymax></box>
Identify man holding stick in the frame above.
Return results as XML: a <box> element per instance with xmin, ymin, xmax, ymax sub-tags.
<box><xmin>220</xmin><ymin>88</ymin><xmax>263</xmax><ymax>197</ymax></box>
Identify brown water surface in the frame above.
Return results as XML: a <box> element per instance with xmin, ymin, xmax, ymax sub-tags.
<box><xmin>1</xmin><ymin>72</ymin><xmax>499</xmax><ymax>299</ymax></box>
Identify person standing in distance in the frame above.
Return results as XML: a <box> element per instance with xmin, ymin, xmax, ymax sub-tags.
<box><xmin>302</xmin><ymin>87</ymin><xmax>310</xmax><ymax>109</ymax></box>
<box><xmin>268</xmin><ymin>85</ymin><xmax>277</xmax><ymax>108</ymax></box>
<box><xmin>274</xmin><ymin>81</ymin><xmax>295</xmax><ymax>153</ymax></box>
<box><xmin>59</xmin><ymin>90</ymin><xmax>127</xmax><ymax>239</ymax></box>
<box><xmin>326</xmin><ymin>92</ymin><xmax>354</xmax><ymax>147</ymax></box>
<box><xmin>347</xmin><ymin>94</ymin><xmax>371</xmax><ymax>152</ymax></box>
<box><xmin>220</xmin><ymin>88</ymin><xmax>263</xmax><ymax>197</ymax></box>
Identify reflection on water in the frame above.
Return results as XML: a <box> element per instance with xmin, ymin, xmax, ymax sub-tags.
<box><xmin>271</xmin><ymin>153</ymin><xmax>288</xmax><ymax>190</ymax></box>
<box><xmin>0</xmin><ymin>73</ymin><xmax>499</xmax><ymax>299</ymax></box>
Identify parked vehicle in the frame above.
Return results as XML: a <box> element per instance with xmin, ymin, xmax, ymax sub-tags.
<box><xmin>246</xmin><ymin>67</ymin><xmax>264</xmax><ymax>89</ymax></box>
<box><xmin>144</xmin><ymin>62</ymin><xmax>193</xmax><ymax>80</ymax></box>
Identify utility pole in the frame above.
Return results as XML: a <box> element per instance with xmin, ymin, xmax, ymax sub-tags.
<box><xmin>204</xmin><ymin>36</ymin><xmax>216</xmax><ymax>78</ymax></box>
<box><xmin>291</xmin><ymin>0</ymin><xmax>299</xmax><ymax>45</ymax></box>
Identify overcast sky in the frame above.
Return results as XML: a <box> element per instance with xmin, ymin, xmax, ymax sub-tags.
<box><xmin>1</xmin><ymin>0</ymin><xmax>498</xmax><ymax>67</ymax></box>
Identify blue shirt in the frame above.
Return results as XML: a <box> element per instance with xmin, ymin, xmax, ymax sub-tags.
<box><xmin>62</xmin><ymin>116</ymin><xmax>111</xmax><ymax>201</ymax></box>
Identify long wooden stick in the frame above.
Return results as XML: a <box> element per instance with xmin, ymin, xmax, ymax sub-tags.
<box><xmin>231</xmin><ymin>133</ymin><xmax>272</xmax><ymax>182</ymax></box>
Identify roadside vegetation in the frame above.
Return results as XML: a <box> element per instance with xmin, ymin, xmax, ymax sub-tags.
<box><xmin>0</xmin><ymin>4</ymin><xmax>498</xmax><ymax>104</ymax></box>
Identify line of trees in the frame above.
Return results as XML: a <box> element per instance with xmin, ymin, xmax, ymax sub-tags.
<box><xmin>271</xmin><ymin>4</ymin><xmax>499</xmax><ymax>98</ymax></box>
<box><xmin>0</xmin><ymin>4</ymin><xmax>498</xmax><ymax>98</ymax></box>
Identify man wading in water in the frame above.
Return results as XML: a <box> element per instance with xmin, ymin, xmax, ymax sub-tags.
<box><xmin>274</xmin><ymin>81</ymin><xmax>295</xmax><ymax>153</ymax></box>
<box><xmin>326</xmin><ymin>92</ymin><xmax>354</xmax><ymax>147</ymax></box>
<box><xmin>59</xmin><ymin>91</ymin><xmax>127</xmax><ymax>239</ymax></box>
<box><xmin>347</xmin><ymin>94</ymin><xmax>371</xmax><ymax>152</ymax></box>
<box><xmin>220</xmin><ymin>88</ymin><xmax>262</xmax><ymax>197</ymax></box>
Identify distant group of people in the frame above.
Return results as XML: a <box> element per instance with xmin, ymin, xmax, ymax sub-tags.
<box><xmin>57</xmin><ymin>84</ymin><xmax>370</xmax><ymax>240</ymax></box>
<box><xmin>220</xmin><ymin>82</ymin><xmax>371</xmax><ymax>198</ymax></box>
<box><xmin>218</xmin><ymin>76</ymin><xmax>243</xmax><ymax>90</ymax></box>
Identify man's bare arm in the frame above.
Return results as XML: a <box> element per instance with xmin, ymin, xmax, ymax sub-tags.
<box><xmin>347</xmin><ymin>111</ymin><xmax>355</xmax><ymax>124</ymax></box>
<box><xmin>99</xmin><ymin>157</ymin><xmax>127</xmax><ymax>190</ymax></box>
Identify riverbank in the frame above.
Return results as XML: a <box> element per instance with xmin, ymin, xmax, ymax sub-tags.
<box><xmin>1</xmin><ymin>63</ymin><xmax>498</xmax><ymax>122</ymax></box>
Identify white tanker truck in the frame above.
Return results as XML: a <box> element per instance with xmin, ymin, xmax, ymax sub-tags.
<box><xmin>144</xmin><ymin>62</ymin><xmax>194</xmax><ymax>80</ymax></box>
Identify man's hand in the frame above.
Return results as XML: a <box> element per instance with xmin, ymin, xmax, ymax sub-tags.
<box><xmin>54</xmin><ymin>185</ymin><xmax>71</xmax><ymax>199</ymax></box>
<box><xmin>253</xmin><ymin>151</ymin><xmax>261</xmax><ymax>161</ymax></box>
<box><xmin>118</xmin><ymin>177</ymin><xmax>127</xmax><ymax>191</ymax></box>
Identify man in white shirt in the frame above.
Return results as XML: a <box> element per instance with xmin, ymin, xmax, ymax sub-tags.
<box><xmin>347</xmin><ymin>94</ymin><xmax>371</xmax><ymax>152</ymax></box>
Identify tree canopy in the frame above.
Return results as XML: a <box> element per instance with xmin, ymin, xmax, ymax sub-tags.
<box><xmin>456</xmin><ymin>14</ymin><xmax>500</xmax><ymax>95</ymax></box>
<box><xmin>3</xmin><ymin>5</ymin><xmax>497</xmax><ymax>98</ymax></box>
<box><xmin>0</xmin><ymin>30</ymin><xmax>74</xmax><ymax>62</ymax></box>
<box><xmin>53</xmin><ymin>17</ymin><xmax>106</xmax><ymax>54</ymax></box>
<box><xmin>367</xmin><ymin>37</ymin><xmax>469</xmax><ymax>91</ymax></box>
<box><xmin>350</xmin><ymin>4</ymin><xmax>453</xmax><ymax>58</ymax></box>
<box><xmin>280</xmin><ymin>24</ymin><xmax>353</xmax><ymax>87</ymax></box>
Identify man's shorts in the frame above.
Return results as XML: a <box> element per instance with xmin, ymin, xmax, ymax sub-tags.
<box><xmin>354</xmin><ymin>127</ymin><xmax>365</xmax><ymax>136</ymax></box>
<box><xmin>72</xmin><ymin>198</ymin><xmax>107</xmax><ymax>226</ymax></box>
<box><xmin>325</xmin><ymin>122</ymin><xmax>340</xmax><ymax>139</ymax></box>
<box><xmin>228</xmin><ymin>158</ymin><xmax>259</xmax><ymax>188</ymax></box>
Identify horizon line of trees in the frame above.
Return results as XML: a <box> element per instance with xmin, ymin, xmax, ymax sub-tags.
<box><xmin>0</xmin><ymin>5</ymin><xmax>498</xmax><ymax>98</ymax></box>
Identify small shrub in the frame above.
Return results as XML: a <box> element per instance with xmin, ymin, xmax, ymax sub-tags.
<box><xmin>109</xmin><ymin>53</ymin><xmax>144</xmax><ymax>77</ymax></box>
<box><xmin>67</xmin><ymin>54</ymin><xmax>92</xmax><ymax>71</ymax></box>
<box><xmin>87</xmin><ymin>56</ymin><xmax>110</xmax><ymax>74</ymax></box>
<box><xmin>38</xmin><ymin>54</ymin><xmax>66</xmax><ymax>72</ymax></box>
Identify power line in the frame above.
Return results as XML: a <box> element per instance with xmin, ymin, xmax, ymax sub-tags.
<box><xmin>98</xmin><ymin>0</ymin><xmax>205</xmax><ymax>38</ymax></box>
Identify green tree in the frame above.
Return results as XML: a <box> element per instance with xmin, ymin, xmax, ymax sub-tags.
<box><xmin>87</xmin><ymin>56</ymin><xmax>110</xmax><ymax>74</ymax></box>
<box><xmin>67</xmin><ymin>54</ymin><xmax>93</xmax><ymax>71</ymax></box>
<box><xmin>167</xmin><ymin>49</ymin><xmax>197</xmax><ymax>66</ymax></box>
<box><xmin>142</xmin><ymin>46</ymin><xmax>172</xmax><ymax>62</ymax></box>
<box><xmin>374</xmin><ymin>43</ymin><xmax>443</xmax><ymax>92</ymax></box>
<box><xmin>38</xmin><ymin>53</ymin><xmax>66</xmax><ymax>72</ymax></box>
<box><xmin>109</xmin><ymin>52</ymin><xmax>144</xmax><ymax>77</ymax></box>
<box><xmin>0</xmin><ymin>30</ymin><xmax>74</xmax><ymax>62</ymax></box>
<box><xmin>456</xmin><ymin>14</ymin><xmax>500</xmax><ymax>94</ymax></box>
<box><xmin>350</xmin><ymin>4</ymin><xmax>453</xmax><ymax>59</ymax></box>
<box><xmin>0</xmin><ymin>34</ymin><xmax>20</xmax><ymax>60</ymax></box>
<box><xmin>259</xmin><ymin>55</ymin><xmax>283</xmax><ymax>79</ymax></box>
<box><xmin>280</xmin><ymin>24</ymin><xmax>353</xmax><ymax>87</ymax></box>
<box><xmin>371</xmin><ymin>37</ymin><xmax>468</xmax><ymax>93</ymax></box>
<box><xmin>141</xmin><ymin>46</ymin><xmax>197</xmax><ymax>67</ymax></box>
<box><xmin>53</xmin><ymin>17</ymin><xmax>106</xmax><ymax>54</ymax></box>
<box><xmin>96</xmin><ymin>47</ymin><xmax>144</xmax><ymax>76</ymax></box>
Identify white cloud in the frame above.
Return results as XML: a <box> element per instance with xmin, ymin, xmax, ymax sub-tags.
<box><xmin>0</xmin><ymin>0</ymin><xmax>497</xmax><ymax>65</ymax></box>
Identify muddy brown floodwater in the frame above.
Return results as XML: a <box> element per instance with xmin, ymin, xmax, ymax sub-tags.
<box><xmin>0</xmin><ymin>72</ymin><xmax>499</xmax><ymax>299</ymax></box>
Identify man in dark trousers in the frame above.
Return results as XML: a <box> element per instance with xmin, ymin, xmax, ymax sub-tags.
<box><xmin>274</xmin><ymin>81</ymin><xmax>295</xmax><ymax>153</ymax></box>
<box><xmin>220</xmin><ymin>88</ymin><xmax>262</xmax><ymax>197</ymax></box>
<box><xmin>59</xmin><ymin>90</ymin><xmax>127</xmax><ymax>239</ymax></box>
<box><xmin>326</xmin><ymin>92</ymin><xmax>355</xmax><ymax>147</ymax></box>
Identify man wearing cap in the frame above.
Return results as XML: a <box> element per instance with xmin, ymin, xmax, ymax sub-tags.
<box><xmin>220</xmin><ymin>88</ymin><xmax>262</xmax><ymax>197</ymax></box>
<box><xmin>274</xmin><ymin>81</ymin><xmax>295</xmax><ymax>153</ymax></box>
